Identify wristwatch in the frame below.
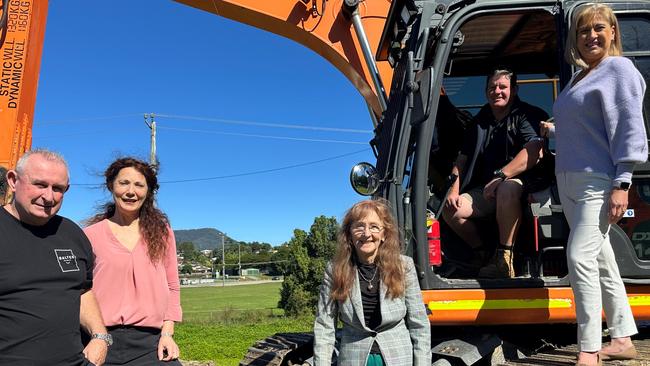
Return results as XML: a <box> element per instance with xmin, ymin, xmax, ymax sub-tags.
<box><xmin>613</xmin><ymin>181</ymin><xmax>631</xmax><ymax>191</ymax></box>
<box><xmin>92</xmin><ymin>333</ymin><xmax>113</xmax><ymax>346</ymax></box>
<box><xmin>493</xmin><ymin>169</ymin><xmax>507</xmax><ymax>180</ymax></box>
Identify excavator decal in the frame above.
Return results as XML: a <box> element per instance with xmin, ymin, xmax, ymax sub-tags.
<box><xmin>0</xmin><ymin>0</ymin><xmax>46</xmax><ymax>177</ymax></box>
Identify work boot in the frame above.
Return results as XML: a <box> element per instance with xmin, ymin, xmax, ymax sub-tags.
<box><xmin>478</xmin><ymin>249</ymin><xmax>514</xmax><ymax>278</ymax></box>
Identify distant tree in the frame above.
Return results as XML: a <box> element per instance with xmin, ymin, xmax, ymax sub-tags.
<box><xmin>195</xmin><ymin>255</ymin><xmax>212</xmax><ymax>267</ymax></box>
<box><xmin>278</xmin><ymin>229</ymin><xmax>309</xmax><ymax>316</ymax></box>
<box><xmin>178</xmin><ymin>241</ymin><xmax>213</xmax><ymax>267</ymax></box>
<box><xmin>308</xmin><ymin>216</ymin><xmax>338</xmax><ymax>259</ymax></box>
<box><xmin>250</xmin><ymin>242</ymin><xmax>272</xmax><ymax>253</ymax></box>
<box><xmin>181</xmin><ymin>263</ymin><xmax>193</xmax><ymax>275</ymax></box>
<box><xmin>279</xmin><ymin>216</ymin><xmax>338</xmax><ymax>316</ymax></box>
<box><xmin>178</xmin><ymin>242</ymin><xmax>197</xmax><ymax>259</ymax></box>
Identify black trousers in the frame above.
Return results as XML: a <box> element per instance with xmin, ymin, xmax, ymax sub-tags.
<box><xmin>104</xmin><ymin>326</ymin><xmax>182</xmax><ymax>366</ymax></box>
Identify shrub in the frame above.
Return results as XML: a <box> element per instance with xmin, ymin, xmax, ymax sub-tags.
<box><xmin>278</xmin><ymin>216</ymin><xmax>337</xmax><ymax>316</ymax></box>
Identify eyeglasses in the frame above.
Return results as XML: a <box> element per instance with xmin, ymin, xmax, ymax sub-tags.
<box><xmin>351</xmin><ymin>223</ymin><xmax>384</xmax><ymax>234</ymax></box>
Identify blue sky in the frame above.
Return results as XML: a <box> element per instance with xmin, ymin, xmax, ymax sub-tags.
<box><xmin>33</xmin><ymin>1</ymin><xmax>376</xmax><ymax>246</ymax></box>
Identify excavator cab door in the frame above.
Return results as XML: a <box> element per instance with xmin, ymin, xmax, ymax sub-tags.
<box><xmin>404</xmin><ymin>0</ymin><xmax>566</xmax><ymax>288</ymax></box>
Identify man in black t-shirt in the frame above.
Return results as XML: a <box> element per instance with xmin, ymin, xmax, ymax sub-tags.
<box><xmin>0</xmin><ymin>150</ymin><xmax>109</xmax><ymax>366</ymax></box>
<box><xmin>442</xmin><ymin>69</ymin><xmax>550</xmax><ymax>278</ymax></box>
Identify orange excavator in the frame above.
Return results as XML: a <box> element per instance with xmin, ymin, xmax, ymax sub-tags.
<box><xmin>3</xmin><ymin>1</ymin><xmax>650</xmax><ymax>365</ymax></box>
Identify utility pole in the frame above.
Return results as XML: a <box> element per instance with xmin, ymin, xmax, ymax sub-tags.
<box><xmin>143</xmin><ymin>113</ymin><xmax>157</xmax><ymax>168</ymax></box>
<box><xmin>221</xmin><ymin>234</ymin><xmax>226</xmax><ymax>287</ymax></box>
<box><xmin>238</xmin><ymin>242</ymin><xmax>241</xmax><ymax>281</ymax></box>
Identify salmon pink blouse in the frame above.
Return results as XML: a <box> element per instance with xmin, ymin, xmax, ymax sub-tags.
<box><xmin>84</xmin><ymin>219</ymin><xmax>182</xmax><ymax>328</ymax></box>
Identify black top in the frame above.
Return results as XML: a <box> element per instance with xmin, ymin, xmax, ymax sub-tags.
<box><xmin>461</xmin><ymin>97</ymin><xmax>550</xmax><ymax>192</ymax></box>
<box><xmin>358</xmin><ymin>262</ymin><xmax>382</xmax><ymax>354</ymax></box>
<box><xmin>0</xmin><ymin>207</ymin><xmax>94</xmax><ymax>366</ymax></box>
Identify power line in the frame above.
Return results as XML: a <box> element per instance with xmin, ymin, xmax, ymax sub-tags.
<box><xmin>33</xmin><ymin>126</ymin><xmax>368</xmax><ymax>145</ymax></box>
<box><xmin>70</xmin><ymin>148</ymin><xmax>370</xmax><ymax>187</ymax></box>
<box><xmin>36</xmin><ymin>113</ymin><xmax>373</xmax><ymax>134</ymax></box>
<box><xmin>220</xmin><ymin>260</ymin><xmax>290</xmax><ymax>266</ymax></box>
<box><xmin>157</xmin><ymin>125</ymin><xmax>368</xmax><ymax>145</ymax></box>
<box><xmin>160</xmin><ymin>148</ymin><xmax>369</xmax><ymax>183</ymax></box>
<box><xmin>35</xmin><ymin>114</ymin><xmax>142</xmax><ymax>125</ymax></box>
<box><xmin>33</xmin><ymin>130</ymin><xmax>116</xmax><ymax>140</ymax></box>
<box><xmin>154</xmin><ymin>113</ymin><xmax>373</xmax><ymax>134</ymax></box>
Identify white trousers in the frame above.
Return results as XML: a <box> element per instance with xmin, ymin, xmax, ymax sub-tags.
<box><xmin>556</xmin><ymin>171</ymin><xmax>637</xmax><ymax>352</ymax></box>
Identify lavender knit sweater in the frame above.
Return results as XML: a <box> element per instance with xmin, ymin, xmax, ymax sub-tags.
<box><xmin>553</xmin><ymin>56</ymin><xmax>648</xmax><ymax>185</ymax></box>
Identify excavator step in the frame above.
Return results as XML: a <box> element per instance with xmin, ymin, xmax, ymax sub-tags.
<box><xmin>502</xmin><ymin>335</ymin><xmax>650</xmax><ymax>366</ymax></box>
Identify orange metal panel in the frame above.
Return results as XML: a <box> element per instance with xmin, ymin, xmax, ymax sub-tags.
<box><xmin>0</xmin><ymin>0</ymin><xmax>47</xmax><ymax>171</ymax></box>
<box><xmin>174</xmin><ymin>0</ymin><xmax>393</xmax><ymax>117</ymax></box>
<box><xmin>422</xmin><ymin>286</ymin><xmax>650</xmax><ymax>325</ymax></box>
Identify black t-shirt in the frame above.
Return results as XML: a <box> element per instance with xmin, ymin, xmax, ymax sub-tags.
<box><xmin>461</xmin><ymin>98</ymin><xmax>549</xmax><ymax>190</ymax></box>
<box><xmin>0</xmin><ymin>207</ymin><xmax>94</xmax><ymax>366</ymax></box>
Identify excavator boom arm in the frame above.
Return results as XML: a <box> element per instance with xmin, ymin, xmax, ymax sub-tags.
<box><xmin>0</xmin><ymin>0</ymin><xmax>392</xmax><ymax>175</ymax></box>
<box><xmin>0</xmin><ymin>0</ymin><xmax>47</xmax><ymax>175</ymax></box>
<box><xmin>174</xmin><ymin>0</ymin><xmax>393</xmax><ymax>114</ymax></box>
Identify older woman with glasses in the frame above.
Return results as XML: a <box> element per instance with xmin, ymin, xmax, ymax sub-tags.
<box><xmin>313</xmin><ymin>199</ymin><xmax>431</xmax><ymax>366</ymax></box>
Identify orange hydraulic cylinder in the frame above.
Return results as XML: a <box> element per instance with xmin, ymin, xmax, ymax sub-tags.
<box><xmin>174</xmin><ymin>0</ymin><xmax>394</xmax><ymax>117</ymax></box>
<box><xmin>0</xmin><ymin>0</ymin><xmax>48</xmax><ymax>172</ymax></box>
<box><xmin>422</xmin><ymin>286</ymin><xmax>650</xmax><ymax>325</ymax></box>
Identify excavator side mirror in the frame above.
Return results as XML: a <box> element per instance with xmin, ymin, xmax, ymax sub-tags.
<box><xmin>350</xmin><ymin>162</ymin><xmax>379</xmax><ymax>196</ymax></box>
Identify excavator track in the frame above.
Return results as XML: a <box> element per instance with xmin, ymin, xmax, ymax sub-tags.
<box><xmin>239</xmin><ymin>326</ymin><xmax>650</xmax><ymax>366</ymax></box>
<box><xmin>240</xmin><ymin>332</ymin><xmax>315</xmax><ymax>366</ymax></box>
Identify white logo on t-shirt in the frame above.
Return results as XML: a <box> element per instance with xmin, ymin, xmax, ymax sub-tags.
<box><xmin>54</xmin><ymin>249</ymin><xmax>80</xmax><ymax>272</ymax></box>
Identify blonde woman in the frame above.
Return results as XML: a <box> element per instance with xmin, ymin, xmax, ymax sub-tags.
<box><xmin>550</xmin><ymin>4</ymin><xmax>646</xmax><ymax>365</ymax></box>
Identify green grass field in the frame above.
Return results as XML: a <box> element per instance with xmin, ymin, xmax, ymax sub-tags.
<box><xmin>176</xmin><ymin>283</ymin><xmax>314</xmax><ymax>365</ymax></box>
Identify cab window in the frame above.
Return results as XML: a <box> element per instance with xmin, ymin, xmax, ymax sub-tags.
<box><xmin>618</xmin><ymin>15</ymin><xmax>650</xmax><ymax>131</ymax></box>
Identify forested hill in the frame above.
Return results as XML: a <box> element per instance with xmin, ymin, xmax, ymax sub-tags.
<box><xmin>174</xmin><ymin>228</ymin><xmax>230</xmax><ymax>250</ymax></box>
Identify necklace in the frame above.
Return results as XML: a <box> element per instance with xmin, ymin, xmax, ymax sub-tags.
<box><xmin>358</xmin><ymin>266</ymin><xmax>378</xmax><ymax>290</ymax></box>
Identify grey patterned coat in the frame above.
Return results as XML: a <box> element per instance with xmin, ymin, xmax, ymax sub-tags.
<box><xmin>313</xmin><ymin>255</ymin><xmax>431</xmax><ymax>366</ymax></box>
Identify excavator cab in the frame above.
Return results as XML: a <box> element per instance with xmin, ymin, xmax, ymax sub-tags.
<box><xmin>352</xmin><ymin>0</ymin><xmax>650</xmax><ymax>325</ymax></box>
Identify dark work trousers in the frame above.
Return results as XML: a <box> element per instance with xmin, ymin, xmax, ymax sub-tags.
<box><xmin>104</xmin><ymin>326</ymin><xmax>182</xmax><ymax>366</ymax></box>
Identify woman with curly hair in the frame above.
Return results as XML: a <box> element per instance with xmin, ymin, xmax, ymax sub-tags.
<box><xmin>84</xmin><ymin>157</ymin><xmax>182</xmax><ymax>365</ymax></box>
<box><xmin>313</xmin><ymin>199</ymin><xmax>430</xmax><ymax>366</ymax></box>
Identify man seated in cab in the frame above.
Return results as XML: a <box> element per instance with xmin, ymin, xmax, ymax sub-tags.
<box><xmin>442</xmin><ymin>68</ymin><xmax>550</xmax><ymax>278</ymax></box>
